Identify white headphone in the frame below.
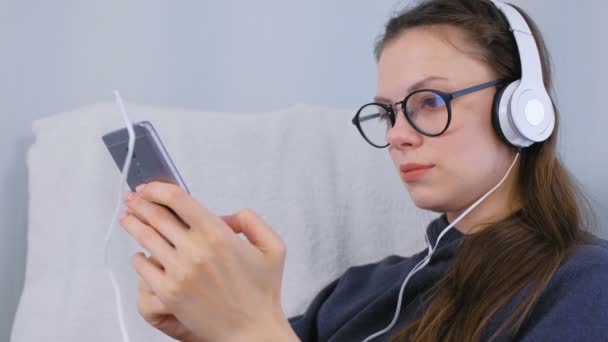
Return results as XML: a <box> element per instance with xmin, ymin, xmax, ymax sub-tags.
<box><xmin>490</xmin><ymin>0</ymin><xmax>555</xmax><ymax>148</ymax></box>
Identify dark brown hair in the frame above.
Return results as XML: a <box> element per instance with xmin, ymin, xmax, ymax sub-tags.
<box><xmin>373</xmin><ymin>0</ymin><xmax>596</xmax><ymax>341</ymax></box>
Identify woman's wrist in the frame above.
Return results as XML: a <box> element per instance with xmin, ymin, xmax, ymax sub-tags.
<box><xmin>226</xmin><ymin>312</ymin><xmax>300</xmax><ymax>342</ymax></box>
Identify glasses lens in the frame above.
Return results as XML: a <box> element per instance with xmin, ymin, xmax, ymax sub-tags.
<box><xmin>404</xmin><ymin>91</ymin><xmax>449</xmax><ymax>135</ymax></box>
<box><xmin>357</xmin><ymin>104</ymin><xmax>391</xmax><ymax>147</ymax></box>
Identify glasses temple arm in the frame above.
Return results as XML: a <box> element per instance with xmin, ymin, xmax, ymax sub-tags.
<box><xmin>450</xmin><ymin>79</ymin><xmax>504</xmax><ymax>99</ymax></box>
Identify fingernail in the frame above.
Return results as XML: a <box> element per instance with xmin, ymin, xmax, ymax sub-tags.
<box><xmin>136</xmin><ymin>184</ymin><xmax>145</xmax><ymax>192</ymax></box>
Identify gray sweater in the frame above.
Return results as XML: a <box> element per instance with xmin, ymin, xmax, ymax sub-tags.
<box><xmin>288</xmin><ymin>214</ymin><xmax>608</xmax><ymax>341</ymax></box>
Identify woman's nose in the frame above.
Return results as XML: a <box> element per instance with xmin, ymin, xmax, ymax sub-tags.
<box><xmin>386</xmin><ymin>108</ymin><xmax>423</xmax><ymax>148</ymax></box>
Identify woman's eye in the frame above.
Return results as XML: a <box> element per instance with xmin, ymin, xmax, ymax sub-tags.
<box><xmin>377</xmin><ymin>108</ymin><xmax>390</xmax><ymax>121</ymax></box>
<box><xmin>422</xmin><ymin>95</ymin><xmax>443</xmax><ymax>109</ymax></box>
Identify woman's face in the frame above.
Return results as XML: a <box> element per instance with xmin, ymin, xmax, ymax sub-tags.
<box><xmin>378</xmin><ymin>25</ymin><xmax>519</xmax><ymax>217</ymax></box>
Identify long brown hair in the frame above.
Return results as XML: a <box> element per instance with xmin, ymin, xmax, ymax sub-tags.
<box><xmin>373</xmin><ymin>0</ymin><xmax>596</xmax><ymax>341</ymax></box>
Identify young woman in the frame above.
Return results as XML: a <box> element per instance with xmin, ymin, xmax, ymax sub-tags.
<box><xmin>119</xmin><ymin>0</ymin><xmax>608</xmax><ymax>341</ymax></box>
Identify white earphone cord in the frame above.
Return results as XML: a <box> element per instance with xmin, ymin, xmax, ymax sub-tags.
<box><xmin>102</xmin><ymin>90</ymin><xmax>135</xmax><ymax>342</ymax></box>
<box><xmin>361</xmin><ymin>151</ymin><xmax>520</xmax><ymax>342</ymax></box>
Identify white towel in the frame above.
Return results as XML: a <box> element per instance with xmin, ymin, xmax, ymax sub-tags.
<box><xmin>11</xmin><ymin>102</ymin><xmax>434</xmax><ymax>341</ymax></box>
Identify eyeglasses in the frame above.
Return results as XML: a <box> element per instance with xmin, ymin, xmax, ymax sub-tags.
<box><xmin>351</xmin><ymin>79</ymin><xmax>504</xmax><ymax>148</ymax></box>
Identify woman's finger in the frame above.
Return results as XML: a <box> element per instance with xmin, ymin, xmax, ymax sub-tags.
<box><xmin>131</xmin><ymin>252</ymin><xmax>168</xmax><ymax>296</ymax></box>
<box><xmin>137</xmin><ymin>289</ymin><xmax>170</xmax><ymax>316</ymax></box>
<box><xmin>120</xmin><ymin>215</ymin><xmax>178</xmax><ymax>270</ymax></box>
<box><xmin>148</xmin><ymin>254</ymin><xmax>164</xmax><ymax>269</ymax></box>
<box><xmin>219</xmin><ymin>209</ymin><xmax>285</xmax><ymax>256</ymax></box>
<box><xmin>125</xmin><ymin>207</ymin><xmax>144</xmax><ymax>223</ymax></box>
<box><xmin>134</xmin><ymin>182</ymin><xmax>225</xmax><ymax>236</ymax></box>
<box><xmin>138</xmin><ymin>275</ymin><xmax>153</xmax><ymax>293</ymax></box>
<box><xmin>137</xmin><ymin>254</ymin><xmax>165</xmax><ymax>293</ymax></box>
<box><xmin>124</xmin><ymin>191</ymin><xmax>189</xmax><ymax>249</ymax></box>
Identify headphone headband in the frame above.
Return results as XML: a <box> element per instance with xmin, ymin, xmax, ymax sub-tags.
<box><xmin>490</xmin><ymin>0</ymin><xmax>544</xmax><ymax>86</ymax></box>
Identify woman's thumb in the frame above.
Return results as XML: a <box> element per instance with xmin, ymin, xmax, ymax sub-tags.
<box><xmin>219</xmin><ymin>209</ymin><xmax>285</xmax><ymax>255</ymax></box>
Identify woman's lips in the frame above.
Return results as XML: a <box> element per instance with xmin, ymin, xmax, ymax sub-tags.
<box><xmin>399</xmin><ymin>164</ymin><xmax>434</xmax><ymax>182</ymax></box>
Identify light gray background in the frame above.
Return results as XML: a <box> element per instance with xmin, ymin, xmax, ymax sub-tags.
<box><xmin>1</xmin><ymin>0</ymin><xmax>606</xmax><ymax>339</ymax></box>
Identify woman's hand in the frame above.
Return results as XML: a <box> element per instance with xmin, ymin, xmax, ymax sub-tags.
<box><xmin>120</xmin><ymin>181</ymin><xmax>298</xmax><ymax>342</ymax></box>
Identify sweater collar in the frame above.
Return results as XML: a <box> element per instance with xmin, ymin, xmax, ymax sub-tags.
<box><xmin>425</xmin><ymin>213</ymin><xmax>465</xmax><ymax>248</ymax></box>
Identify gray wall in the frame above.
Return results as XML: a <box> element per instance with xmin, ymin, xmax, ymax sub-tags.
<box><xmin>1</xmin><ymin>0</ymin><xmax>606</xmax><ymax>339</ymax></box>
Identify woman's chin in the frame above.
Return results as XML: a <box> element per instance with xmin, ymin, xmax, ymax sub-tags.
<box><xmin>407</xmin><ymin>187</ymin><xmax>443</xmax><ymax>211</ymax></box>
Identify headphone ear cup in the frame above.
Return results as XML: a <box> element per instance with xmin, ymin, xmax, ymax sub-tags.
<box><xmin>492</xmin><ymin>84</ymin><xmax>512</xmax><ymax>146</ymax></box>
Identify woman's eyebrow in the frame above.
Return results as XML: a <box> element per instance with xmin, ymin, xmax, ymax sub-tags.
<box><xmin>374</xmin><ymin>76</ymin><xmax>449</xmax><ymax>103</ymax></box>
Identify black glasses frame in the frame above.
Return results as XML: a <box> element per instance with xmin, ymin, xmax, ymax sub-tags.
<box><xmin>351</xmin><ymin>79</ymin><xmax>505</xmax><ymax>148</ymax></box>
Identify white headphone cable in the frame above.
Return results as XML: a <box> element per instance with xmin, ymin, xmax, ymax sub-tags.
<box><xmin>102</xmin><ymin>90</ymin><xmax>135</xmax><ymax>342</ymax></box>
<box><xmin>361</xmin><ymin>151</ymin><xmax>520</xmax><ymax>342</ymax></box>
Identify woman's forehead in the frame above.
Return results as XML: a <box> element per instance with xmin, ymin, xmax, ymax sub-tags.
<box><xmin>379</xmin><ymin>25</ymin><xmax>481</xmax><ymax>67</ymax></box>
<box><xmin>376</xmin><ymin>26</ymin><xmax>492</xmax><ymax>99</ymax></box>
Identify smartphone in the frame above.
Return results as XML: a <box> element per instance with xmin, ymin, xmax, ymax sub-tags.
<box><xmin>102</xmin><ymin>120</ymin><xmax>190</xmax><ymax>233</ymax></box>
<box><xmin>102</xmin><ymin>120</ymin><xmax>189</xmax><ymax>194</ymax></box>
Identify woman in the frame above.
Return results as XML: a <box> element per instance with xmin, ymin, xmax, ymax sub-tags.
<box><xmin>120</xmin><ymin>0</ymin><xmax>608</xmax><ymax>341</ymax></box>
